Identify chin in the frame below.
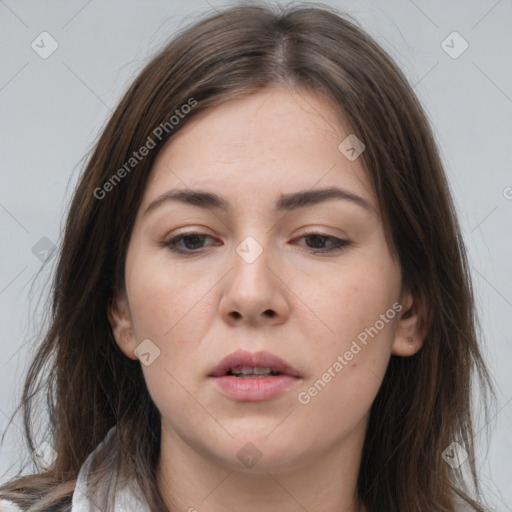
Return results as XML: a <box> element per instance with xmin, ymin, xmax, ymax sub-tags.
<box><xmin>210</xmin><ymin>430</ymin><xmax>313</xmax><ymax>474</ymax></box>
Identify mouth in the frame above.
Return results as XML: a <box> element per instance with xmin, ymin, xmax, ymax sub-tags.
<box><xmin>208</xmin><ymin>349</ymin><xmax>302</xmax><ymax>378</ymax></box>
<box><xmin>208</xmin><ymin>349</ymin><xmax>302</xmax><ymax>401</ymax></box>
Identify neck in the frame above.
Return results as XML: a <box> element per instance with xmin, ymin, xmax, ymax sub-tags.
<box><xmin>156</xmin><ymin>417</ymin><xmax>368</xmax><ymax>512</ymax></box>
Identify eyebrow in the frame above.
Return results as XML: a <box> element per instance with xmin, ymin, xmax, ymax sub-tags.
<box><xmin>143</xmin><ymin>186</ymin><xmax>376</xmax><ymax>217</ymax></box>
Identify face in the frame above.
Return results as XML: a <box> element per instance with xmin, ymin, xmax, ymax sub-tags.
<box><xmin>109</xmin><ymin>86</ymin><xmax>423</xmax><ymax>473</ymax></box>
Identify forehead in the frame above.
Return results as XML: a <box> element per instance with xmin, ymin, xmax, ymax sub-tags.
<box><xmin>143</xmin><ymin>87</ymin><xmax>375</xmax><ymax>211</ymax></box>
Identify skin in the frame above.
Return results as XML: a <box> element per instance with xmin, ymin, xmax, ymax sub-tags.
<box><xmin>109</xmin><ymin>86</ymin><xmax>425</xmax><ymax>512</ymax></box>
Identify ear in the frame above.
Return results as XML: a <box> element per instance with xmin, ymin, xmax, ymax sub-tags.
<box><xmin>107</xmin><ymin>289</ymin><xmax>138</xmax><ymax>360</ymax></box>
<box><xmin>391</xmin><ymin>284</ymin><xmax>427</xmax><ymax>357</ymax></box>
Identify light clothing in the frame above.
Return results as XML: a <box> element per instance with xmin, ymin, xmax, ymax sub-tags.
<box><xmin>0</xmin><ymin>426</ymin><xmax>150</xmax><ymax>511</ymax></box>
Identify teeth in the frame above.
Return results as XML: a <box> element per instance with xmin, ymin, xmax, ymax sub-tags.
<box><xmin>231</xmin><ymin>366</ymin><xmax>276</xmax><ymax>376</ymax></box>
<box><xmin>252</xmin><ymin>367</ymin><xmax>273</xmax><ymax>375</ymax></box>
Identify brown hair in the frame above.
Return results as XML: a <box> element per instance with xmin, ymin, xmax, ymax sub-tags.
<box><xmin>0</xmin><ymin>2</ymin><xmax>495</xmax><ymax>511</ymax></box>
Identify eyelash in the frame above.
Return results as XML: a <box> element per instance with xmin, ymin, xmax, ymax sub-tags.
<box><xmin>161</xmin><ymin>230</ymin><xmax>351</xmax><ymax>255</ymax></box>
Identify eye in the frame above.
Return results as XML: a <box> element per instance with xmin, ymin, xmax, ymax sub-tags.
<box><xmin>161</xmin><ymin>230</ymin><xmax>351</xmax><ymax>255</ymax></box>
<box><xmin>294</xmin><ymin>230</ymin><xmax>352</xmax><ymax>253</ymax></box>
<box><xmin>162</xmin><ymin>232</ymin><xmax>217</xmax><ymax>254</ymax></box>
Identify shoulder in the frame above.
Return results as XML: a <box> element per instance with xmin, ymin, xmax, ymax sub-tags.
<box><xmin>0</xmin><ymin>499</ymin><xmax>24</xmax><ymax>512</ymax></box>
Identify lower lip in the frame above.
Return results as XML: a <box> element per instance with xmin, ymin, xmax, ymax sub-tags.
<box><xmin>209</xmin><ymin>375</ymin><xmax>300</xmax><ymax>401</ymax></box>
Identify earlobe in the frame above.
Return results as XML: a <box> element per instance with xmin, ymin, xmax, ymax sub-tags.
<box><xmin>391</xmin><ymin>286</ymin><xmax>427</xmax><ymax>357</ymax></box>
<box><xmin>107</xmin><ymin>291</ymin><xmax>138</xmax><ymax>360</ymax></box>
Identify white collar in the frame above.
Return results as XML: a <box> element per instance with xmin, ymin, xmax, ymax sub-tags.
<box><xmin>71</xmin><ymin>425</ymin><xmax>151</xmax><ymax>511</ymax></box>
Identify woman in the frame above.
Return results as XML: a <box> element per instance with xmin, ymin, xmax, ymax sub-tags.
<box><xmin>0</xmin><ymin>2</ymin><xmax>494</xmax><ymax>511</ymax></box>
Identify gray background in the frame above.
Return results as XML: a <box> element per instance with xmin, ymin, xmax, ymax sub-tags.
<box><xmin>1</xmin><ymin>0</ymin><xmax>511</xmax><ymax>509</ymax></box>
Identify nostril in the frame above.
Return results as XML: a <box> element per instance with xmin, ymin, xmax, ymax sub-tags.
<box><xmin>229</xmin><ymin>310</ymin><xmax>275</xmax><ymax>319</ymax></box>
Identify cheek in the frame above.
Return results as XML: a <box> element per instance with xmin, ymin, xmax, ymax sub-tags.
<box><xmin>124</xmin><ymin>249</ymin><xmax>220</xmax><ymax>396</ymax></box>
<box><xmin>296</xmin><ymin>255</ymin><xmax>400</xmax><ymax>409</ymax></box>
<box><xmin>305</xmin><ymin>256</ymin><xmax>401</xmax><ymax>346</ymax></box>
<box><xmin>295</xmin><ymin>285</ymin><xmax>398</xmax><ymax>445</ymax></box>
<box><xmin>125</xmin><ymin>247</ymin><xmax>212</xmax><ymax>341</ymax></box>
<box><xmin>297</xmin><ymin>257</ymin><xmax>400</xmax><ymax>422</ymax></box>
<box><xmin>124</xmin><ymin>260</ymin><xmax>210</xmax><ymax>418</ymax></box>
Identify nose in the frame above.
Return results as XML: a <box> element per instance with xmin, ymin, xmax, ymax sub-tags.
<box><xmin>218</xmin><ymin>237</ymin><xmax>291</xmax><ymax>327</ymax></box>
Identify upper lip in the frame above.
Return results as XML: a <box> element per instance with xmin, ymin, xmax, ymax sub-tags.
<box><xmin>209</xmin><ymin>349</ymin><xmax>302</xmax><ymax>378</ymax></box>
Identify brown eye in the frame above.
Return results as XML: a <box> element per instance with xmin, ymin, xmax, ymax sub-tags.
<box><xmin>161</xmin><ymin>231</ymin><xmax>351</xmax><ymax>256</ymax></box>
<box><xmin>295</xmin><ymin>232</ymin><xmax>351</xmax><ymax>253</ymax></box>
<box><xmin>164</xmin><ymin>232</ymin><xmax>216</xmax><ymax>254</ymax></box>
